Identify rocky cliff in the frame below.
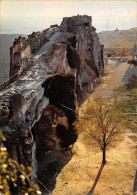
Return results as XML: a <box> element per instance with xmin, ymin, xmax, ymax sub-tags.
<box><xmin>0</xmin><ymin>15</ymin><xmax>105</xmax><ymax>190</ymax></box>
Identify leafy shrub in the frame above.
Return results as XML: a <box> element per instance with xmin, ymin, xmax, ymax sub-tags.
<box><xmin>0</xmin><ymin>131</ymin><xmax>41</xmax><ymax>195</ymax></box>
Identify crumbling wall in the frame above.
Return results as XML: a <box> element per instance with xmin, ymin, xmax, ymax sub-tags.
<box><xmin>28</xmin><ymin>30</ymin><xmax>47</xmax><ymax>53</ymax></box>
<box><xmin>46</xmin><ymin>43</ymin><xmax>70</xmax><ymax>74</ymax></box>
<box><xmin>10</xmin><ymin>36</ymin><xmax>32</xmax><ymax>77</ymax></box>
<box><xmin>60</xmin><ymin>15</ymin><xmax>92</xmax><ymax>33</ymax></box>
<box><xmin>46</xmin><ymin>42</ymin><xmax>80</xmax><ymax>77</ymax></box>
<box><xmin>10</xmin><ymin>29</ymin><xmax>50</xmax><ymax>77</ymax></box>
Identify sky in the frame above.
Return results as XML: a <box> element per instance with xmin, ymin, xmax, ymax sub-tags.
<box><xmin>0</xmin><ymin>0</ymin><xmax>137</xmax><ymax>34</ymax></box>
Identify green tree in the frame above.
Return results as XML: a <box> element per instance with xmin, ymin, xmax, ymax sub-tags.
<box><xmin>0</xmin><ymin>131</ymin><xmax>41</xmax><ymax>195</ymax></box>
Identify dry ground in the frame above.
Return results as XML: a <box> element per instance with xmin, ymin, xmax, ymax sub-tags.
<box><xmin>52</xmin><ymin>58</ymin><xmax>137</xmax><ymax>195</ymax></box>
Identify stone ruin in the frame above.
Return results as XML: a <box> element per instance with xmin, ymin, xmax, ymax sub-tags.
<box><xmin>133</xmin><ymin>44</ymin><xmax>137</xmax><ymax>59</ymax></box>
<box><xmin>0</xmin><ymin>15</ymin><xmax>105</xmax><ymax>191</ymax></box>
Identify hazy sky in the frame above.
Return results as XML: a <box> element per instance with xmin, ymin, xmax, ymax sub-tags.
<box><xmin>0</xmin><ymin>0</ymin><xmax>137</xmax><ymax>34</ymax></box>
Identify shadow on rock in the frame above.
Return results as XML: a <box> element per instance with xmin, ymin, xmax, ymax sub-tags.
<box><xmin>36</xmin><ymin>150</ymin><xmax>72</xmax><ymax>194</ymax></box>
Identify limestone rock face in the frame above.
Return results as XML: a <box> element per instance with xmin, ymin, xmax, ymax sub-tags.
<box><xmin>10</xmin><ymin>36</ymin><xmax>32</xmax><ymax>77</ymax></box>
<box><xmin>60</xmin><ymin>15</ymin><xmax>92</xmax><ymax>33</ymax></box>
<box><xmin>0</xmin><ymin>15</ymin><xmax>105</xmax><ymax>167</ymax></box>
<box><xmin>60</xmin><ymin>15</ymin><xmax>104</xmax><ymax>91</ymax></box>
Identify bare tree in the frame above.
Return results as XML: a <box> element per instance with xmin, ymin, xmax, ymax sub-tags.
<box><xmin>75</xmin><ymin>95</ymin><xmax>125</xmax><ymax>194</ymax></box>
<box><xmin>75</xmin><ymin>95</ymin><xmax>124</xmax><ymax>164</ymax></box>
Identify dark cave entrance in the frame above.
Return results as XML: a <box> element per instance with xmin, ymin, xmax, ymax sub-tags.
<box><xmin>31</xmin><ymin>74</ymin><xmax>78</xmax><ymax>192</ymax></box>
<box><xmin>31</xmin><ymin>104</ymin><xmax>75</xmax><ymax>192</ymax></box>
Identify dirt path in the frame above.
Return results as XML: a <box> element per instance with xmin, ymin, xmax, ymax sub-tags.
<box><xmin>93</xmin><ymin>59</ymin><xmax>137</xmax><ymax>97</ymax></box>
<box><xmin>52</xmin><ymin>60</ymin><xmax>137</xmax><ymax>195</ymax></box>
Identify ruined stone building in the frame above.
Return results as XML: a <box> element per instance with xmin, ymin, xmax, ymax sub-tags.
<box><xmin>0</xmin><ymin>15</ymin><xmax>105</xmax><ymax>190</ymax></box>
<box><xmin>133</xmin><ymin>44</ymin><xmax>137</xmax><ymax>59</ymax></box>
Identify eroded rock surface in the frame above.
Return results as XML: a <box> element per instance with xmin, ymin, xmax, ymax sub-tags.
<box><xmin>0</xmin><ymin>15</ymin><xmax>105</xmax><ymax>191</ymax></box>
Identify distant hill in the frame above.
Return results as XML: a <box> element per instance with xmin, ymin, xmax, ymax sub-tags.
<box><xmin>98</xmin><ymin>27</ymin><xmax>137</xmax><ymax>48</ymax></box>
<box><xmin>0</xmin><ymin>34</ymin><xmax>26</xmax><ymax>83</ymax></box>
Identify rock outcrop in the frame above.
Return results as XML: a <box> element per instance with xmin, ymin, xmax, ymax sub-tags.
<box><xmin>0</xmin><ymin>15</ymin><xmax>105</xmax><ymax>189</ymax></box>
<box><xmin>10</xmin><ymin>36</ymin><xmax>32</xmax><ymax>77</ymax></box>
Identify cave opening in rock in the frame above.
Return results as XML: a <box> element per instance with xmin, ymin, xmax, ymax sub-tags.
<box><xmin>31</xmin><ymin>74</ymin><xmax>78</xmax><ymax>192</ymax></box>
<box><xmin>80</xmin><ymin>22</ymin><xmax>90</xmax><ymax>27</ymax></box>
<box><xmin>31</xmin><ymin>105</ymin><xmax>74</xmax><ymax>192</ymax></box>
<box><xmin>42</xmin><ymin>74</ymin><xmax>78</xmax><ymax>147</ymax></box>
<box><xmin>66</xmin><ymin>42</ymin><xmax>81</xmax><ymax>69</ymax></box>
<box><xmin>67</xmin><ymin>36</ymin><xmax>77</xmax><ymax>48</ymax></box>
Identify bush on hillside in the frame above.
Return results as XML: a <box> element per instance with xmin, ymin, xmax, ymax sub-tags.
<box><xmin>0</xmin><ymin>130</ymin><xmax>41</xmax><ymax>195</ymax></box>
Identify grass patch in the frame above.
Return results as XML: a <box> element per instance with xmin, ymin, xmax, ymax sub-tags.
<box><xmin>114</xmin><ymin>85</ymin><xmax>127</xmax><ymax>93</ymax></box>
<box><xmin>115</xmin><ymin>75</ymin><xmax>137</xmax><ymax>95</ymax></box>
<box><xmin>114</xmin><ymin>99</ymin><xmax>136</xmax><ymax>113</ymax></box>
<box><xmin>113</xmin><ymin>75</ymin><xmax>137</xmax><ymax>133</ymax></box>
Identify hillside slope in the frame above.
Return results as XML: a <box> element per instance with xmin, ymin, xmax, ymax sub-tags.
<box><xmin>98</xmin><ymin>27</ymin><xmax>137</xmax><ymax>48</ymax></box>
